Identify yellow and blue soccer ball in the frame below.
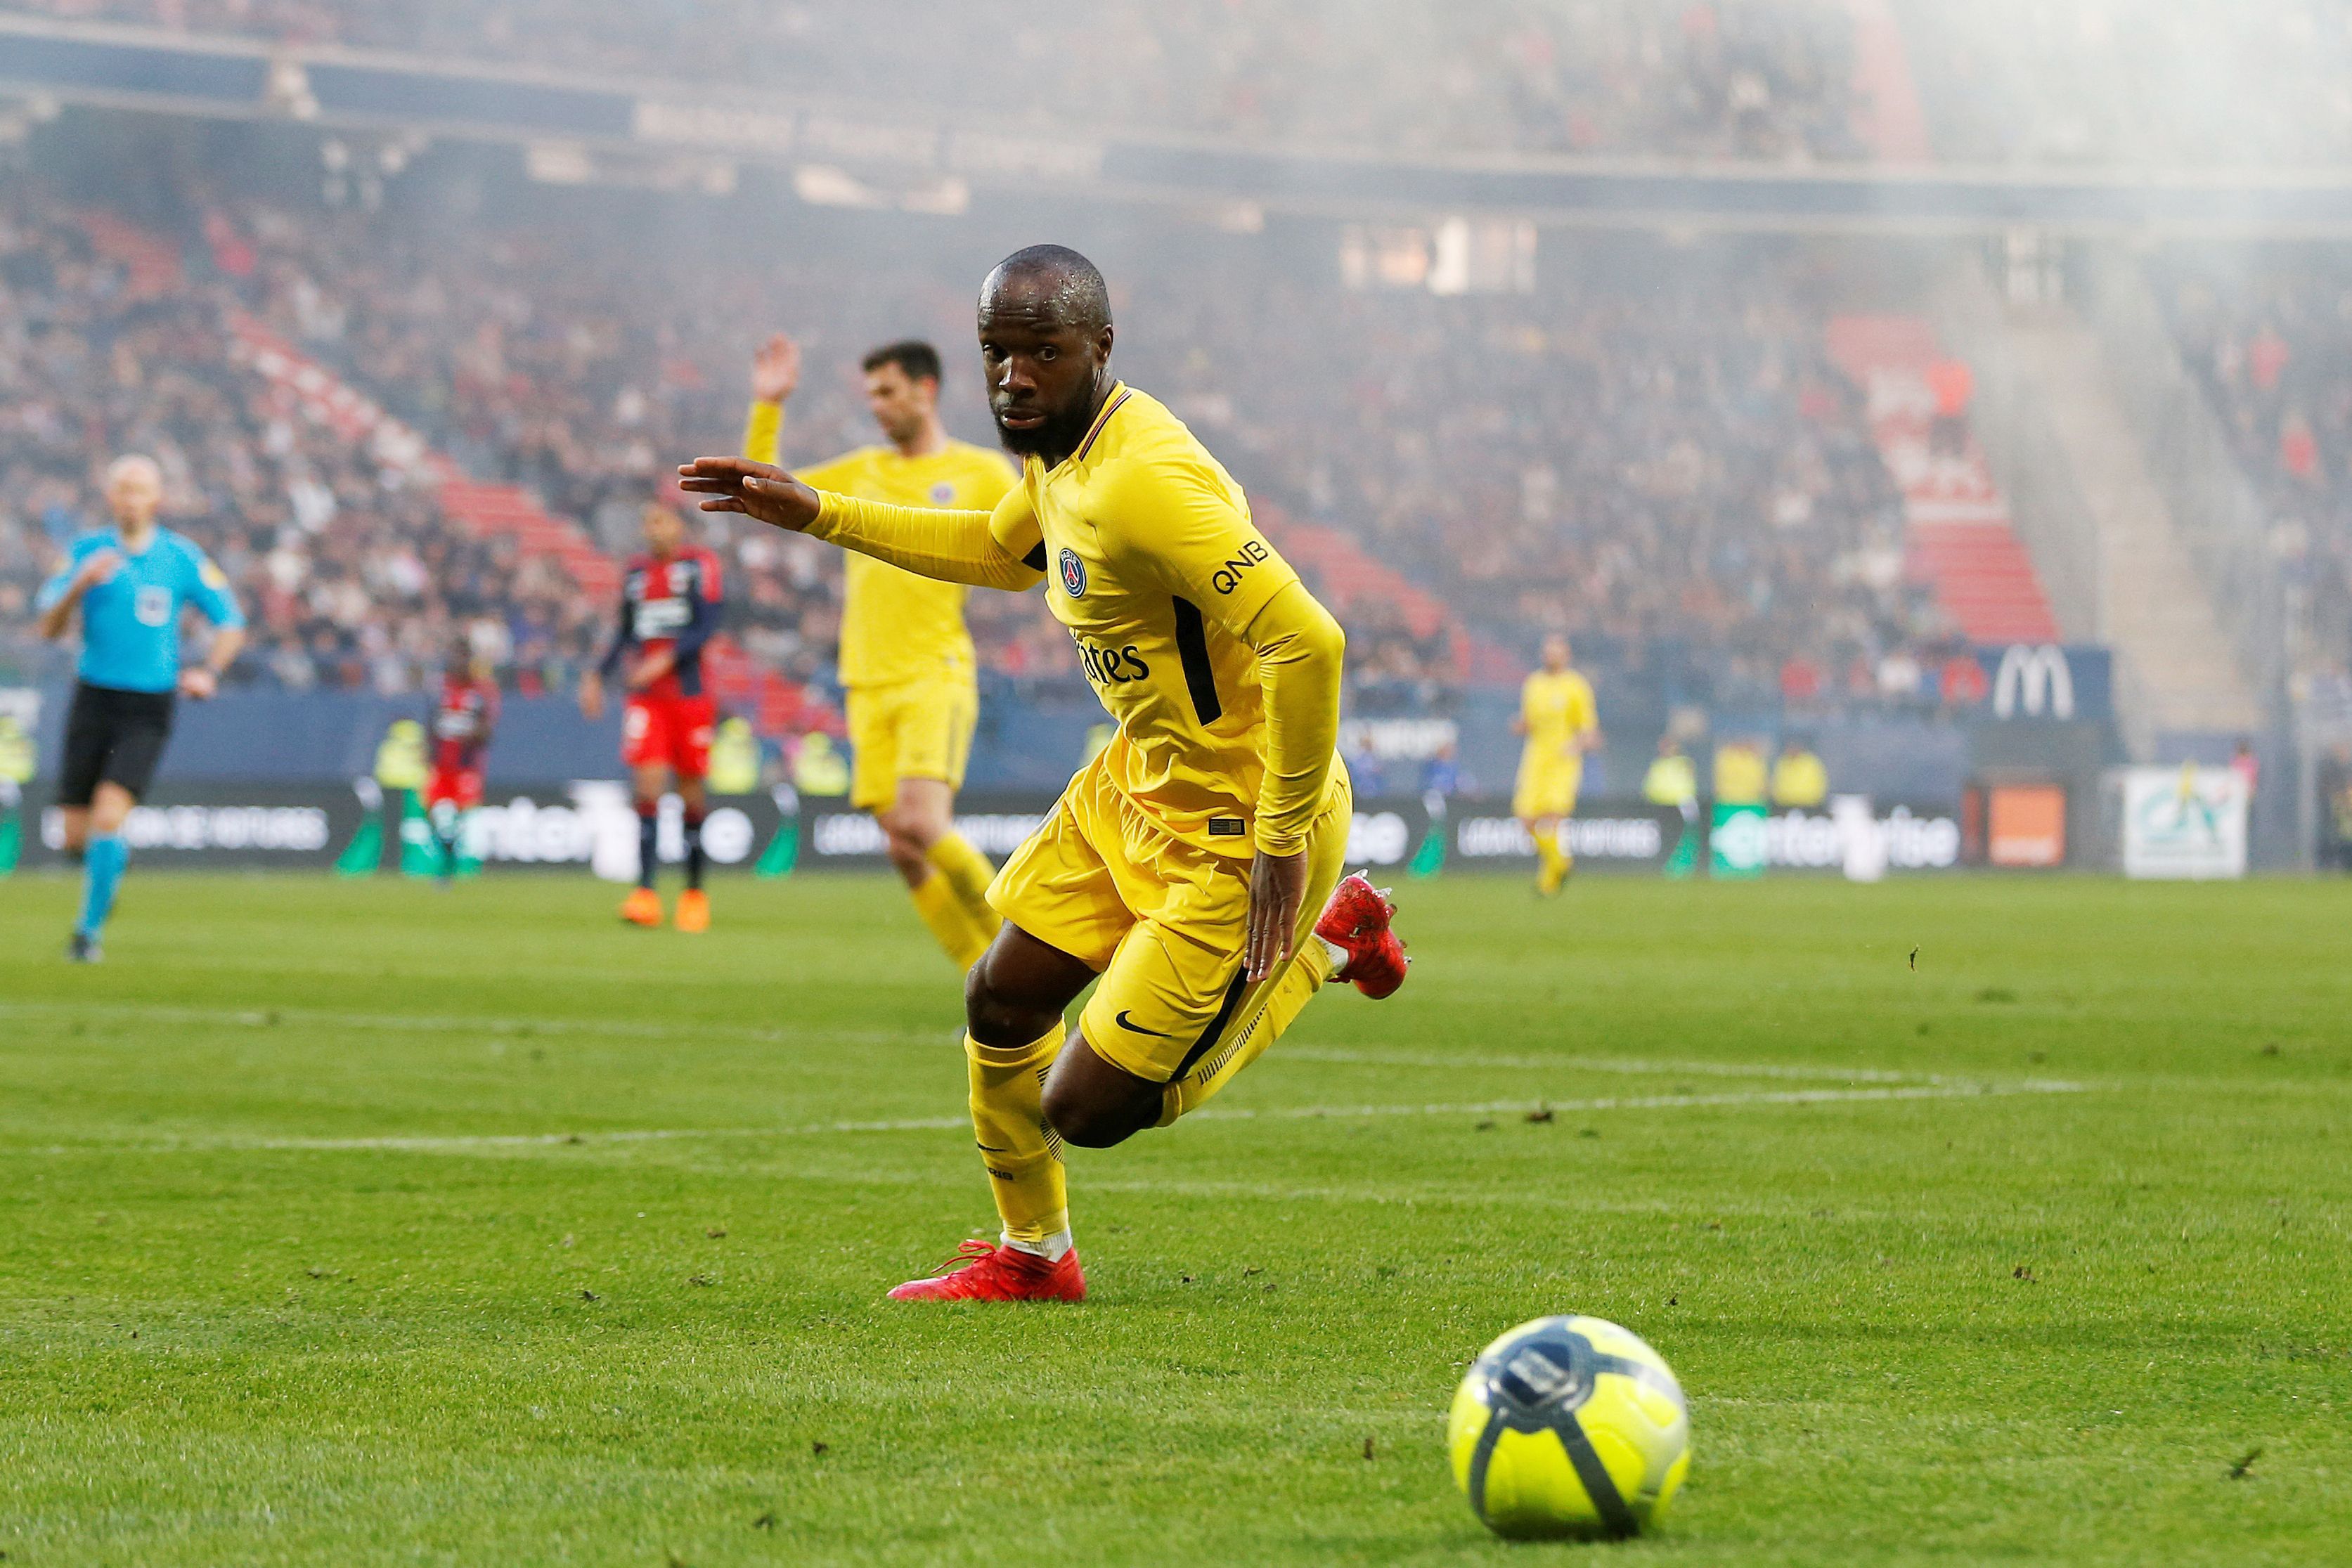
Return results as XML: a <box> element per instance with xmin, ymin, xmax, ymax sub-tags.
<box><xmin>1448</xmin><ymin>1314</ymin><xmax>1689</xmax><ymax>1540</ymax></box>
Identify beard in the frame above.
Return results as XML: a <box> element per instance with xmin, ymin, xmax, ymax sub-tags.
<box><xmin>993</xmin><ymin>396</ymin><xmax>1099</xmax><ymax>461</ymax></box>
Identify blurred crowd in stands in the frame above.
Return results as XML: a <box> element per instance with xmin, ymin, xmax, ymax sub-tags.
<box><xmin>0</xmin><ymin>181</ymin><xmax>607</xmax><ymax>693</ymax></box>
<box><xmin>7</xmin><ymin>0</ymin><xmax>1866</xmax><ymax>164</ymax></box>
<box><xmin>4</xmin><ymin>145</ymin><xmax>1976</xmax><ymax>734</ymax></box>
<box><xmin>2157</xmin><ymin>247</ymin><xmax>2352</xmax><ymax>701</ymax></box>
<box><xmin>1135</xmin><ymin>246</ymin><xmax>1946</xmax><ymax>716</ymax></box>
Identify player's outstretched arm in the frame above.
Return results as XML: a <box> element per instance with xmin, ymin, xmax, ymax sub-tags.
<box><xmin>678</xmin><ymin>458</ymin><xmax>1045</xmax><ymax>592</ymax></box>
<box><xmin>679</xmin><ymin>457</ymin><xmax>822</xmax><ymax>531</ymax></box>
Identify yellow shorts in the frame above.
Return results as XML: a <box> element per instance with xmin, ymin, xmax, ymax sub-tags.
<box><xmin>1513</xmin><ymin>754</ymin><xmax>1582</xmax><ymax>822</ymax></box>
<box><xmin>845</xmin><ymin>675</ymin><xmax>978</xmax><ymax>812</ymax></box>
<box><xmin>988</xmin><ymin>755</ymin><xmax>1354</xmax><ymax>1084</ymax></box>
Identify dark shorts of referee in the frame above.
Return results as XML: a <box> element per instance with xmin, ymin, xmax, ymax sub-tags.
<box><xmin>58</xmin><ymin>680</ymin><xmax>176</xmax><ymax>808</ymax></box>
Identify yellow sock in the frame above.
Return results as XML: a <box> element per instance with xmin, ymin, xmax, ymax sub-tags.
<box><xmin>967</xmin><ymin>1027</ymin><xmax>1069</xmax><ymax>1245</ymax></box>
<box><xmin>1534</xmin><ymin>831</ymin><xmax>1565</xmax><ymax>893</ymax></box>
<box><xmin>926</xmin><ymin>830</ymin><xmax>995</xmax><ymax>907</ymax></box>
<box><xmin>926</xmin><ymin>832</ymin><xmax>1002</xmax><ymax>948</ymax></box>
<box><xmin>910</xmin><ymin>872</ymin><xmax>991</xmax><ymax>969</ymax></box>
<box><xmin>1158</xmin><ymin>943</ymin><xmax>1333</xmax><ymax>1126</ymax></box>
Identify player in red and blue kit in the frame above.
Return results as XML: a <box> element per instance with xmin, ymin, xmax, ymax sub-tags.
<box><xmin>579</xmin><ymin>502</ymin><xmax>725</xmax><ymax>931</ymax></box>
<box><xmin>425</xmin><ymin>634</ymin><xmax>500</xmax><ymax>884</ymax></box>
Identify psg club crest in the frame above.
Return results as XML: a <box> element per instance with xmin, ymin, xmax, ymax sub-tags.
<box><xmin>1059</xmin><ymin>547</ymin><xmax>1087</xmax><ymax>598</ymax></box>
<box><xmin>929</xmin><ymin>481</ymin><xmax>955</xmax><ymax>505</ymax></box>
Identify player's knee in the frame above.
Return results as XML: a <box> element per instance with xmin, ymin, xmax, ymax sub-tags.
<box><xmin>879</xmin><ymin>808</ymin><xmax>941</xmax><ymax>853</ymax></box>
<box><xmin>881</xmin><ymin>824</ymin><xmax>930</xmax><ymax>878</ymax></box>
<box><xmin>1040</xmin><ymin>1077</ymin><xmax>1147</xmax><ymax>1150</ymax></box>
<box><xmin>963</xmin><ymin>964</ymin><xmax>1054</xmax><ymax>1049</ymax></box>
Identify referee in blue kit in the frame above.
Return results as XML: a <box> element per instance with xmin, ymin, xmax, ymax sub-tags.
<box><xmin>33</xmin><ymin>455</ymin><xmax>245</xmax><ymax>962</ymax></box>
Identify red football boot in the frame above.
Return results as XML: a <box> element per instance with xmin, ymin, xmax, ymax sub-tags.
<box><xmin>886</xmin><ymin>1239</ymin><xmax>1087</xmax><ymax>1302</ymax></box>
<box><xmin>1314</xmin><ymin>871</ymin><xmax>1410</xmax><ymax>999</ymax></box>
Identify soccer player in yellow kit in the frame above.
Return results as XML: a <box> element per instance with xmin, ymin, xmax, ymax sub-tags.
<box><xmin>683</xmin><ymin>246</ymin><xmax>1409</xmax><ymax>1303</ymax></box>
<box><xmin>743</xmin><ymin>335</ymin><xmax>1016</xmax><ymax>969</ymax></box>
<box><xmin>1512</xmin><ymin>633</ymin><xmax>1601</xmax><ymax>895</ymax></box>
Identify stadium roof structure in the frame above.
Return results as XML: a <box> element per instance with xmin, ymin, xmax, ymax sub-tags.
<box><xmin>14</xmin><ymin>12</ymin><xmax>2352</xmax><ymax>238</ymax></box>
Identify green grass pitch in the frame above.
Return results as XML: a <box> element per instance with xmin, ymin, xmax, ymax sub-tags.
<box><xmin>2</xmin><ymin>870</ymin><xmax>2348</xmax><ymax>1565</ymax></box>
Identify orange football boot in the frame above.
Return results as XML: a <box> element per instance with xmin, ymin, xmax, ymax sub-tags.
<box><xmin>673</xmin><ymin>888</ymin><xmax>710</xmax><ymax>933</ymax></box>
<box><xmin>619</xmin><ymin>886</ymin><xmax>663</xmax><ymax>927</ymax></box>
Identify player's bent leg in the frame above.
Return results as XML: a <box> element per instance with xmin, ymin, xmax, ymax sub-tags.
<box><xmin>900</xmin><ymin>682</ymin><xmax>999</xmax><ymax>943</ymax></box>
<box><xmin>926</xmin><ymin>827</ymin><xmax>1001</xmax><ymax>928</ymax></box>
<box><xmin>428</xmin><ymin>798</ymin><xmax>461</xmax><ymax>882</ymax></box>
<box><xmin>887</xmin><ymin>924</ymin><xmax>1099</xmax><ymax>1303</ymax></box>
<box><xmin>1154</xmin><ymin>947</ymin><xmax>1327</xmax><ymax>1127</ymax></box>
<box><xmin>903</xmin><ymin>771</ymin><xmax>997</xmax><ymax>921</ymax></box>
<box><xmin>959</xmin><ymin>1024</ymin><xmax>1073</xmax><ymax>1241</ymax></box>
<box><xmin>72</xmin><ymin>781</ymin><xmax>137</xmax><ymax>961</ymax></box>
<box><xmin>620</xmin><ymin>762</ymin><xmax>668</xmax><ymax>926</ymax></box>
<box><xmin>891</xmin><ymin>780</ymin><xmax>1130</xmax><ymax>1303</ymax></box>
<box><xmin>1556</xmin><ymin>772</ymin><xmax>1583</xmax><ymax>882</ymax></box>
<box><xmin>1155</xmin><ymin>782</ymin><xmax>1372</xmax><ymax>1122</ymax></box>
<box><xmin>87</xmin><ymin>779</ymin><xmax>132</xmax><ymax>836</ymax></box>
<box><xmin>1041</xmin><ymin>1034</ymin><xmax>1165</xmax><ymax>1149</ymax></box>
<box><xmin>965</xmin><ymin>920</ymin><xmax>1096</xmax><ymax>1049</ymax></box>
<box><xmin>887</xmin><ymin>777</ymin><xmax>993</xmax><ymax>968</ymax></box>
<box><xmin>1527</xmin><ymin>814</ymin><xmax>1566</xmax><ymax>895</ymax></box>
<box><xmin>674</xmin><ymin>775</ymin><xmax>710</xmax><ymax>931</ymax></box>
<box><xmin>1156</xmin><ymin>871</ymin><xmax>1409</xmax><ymax>1124</ymax></box>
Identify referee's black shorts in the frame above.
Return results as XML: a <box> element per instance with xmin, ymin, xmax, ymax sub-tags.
<box><xmin>58</xmin><ymin>680</ymin><xmax>176</xmax><ymax>808</ymax></box>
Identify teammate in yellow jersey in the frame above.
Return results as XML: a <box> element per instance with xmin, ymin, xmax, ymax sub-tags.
<box><xmin>683</xmin><ymin>245</ymin><xmax>1409</xmax><ymax>1304</ymax></box>
<box><xmin>1512</xmin><ymin>633</ymin><xmax>1601</xmax><ymax>896</ymax></box>
<box><xmin>742</xmin><ymin>334</ymin><xmax>1017</xmax><ymax>970</ymax></box>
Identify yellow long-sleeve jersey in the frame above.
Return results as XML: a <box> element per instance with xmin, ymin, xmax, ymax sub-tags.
<box><xmin>803</xmin><ymin>383</ymin><xmax>1345</xmax><ymax>859</ymax></box>
<box><xmin>744</xmin><ymin>401</ymin><xmax>1016</xmax><ymax>689</ymax></box>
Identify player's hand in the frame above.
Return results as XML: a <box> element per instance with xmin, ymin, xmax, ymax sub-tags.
<box><xmin>629</xmin><ymin>649</ymin><xmax>673</xmax><ymax>690</ymax></box>
<box><xmin>676</xmin><ymin>457</ymin><xmax>822</xmax><ymax>532</ymax></box>
<box><xmin>751</xmin><ymin>332</ymin><xmax>801</xmax><ymax>404</ymax></box>
<box><xmin>176</xmin><ymin>666</ymin><xmax>218</xmax><ymax>700</ymax></box>
<box><xmin>578</xmin><ymin>670</ymin><xmax>606</xmax><ymax>721</ymax></box>
<box><xmin>77</xmin><ymin>549</ymin><xmax>124</xmax><ymax>589</ymax></box>
<box><xmin>1245</xmin><ymin>848</ymin><xmax>1310</xmax><ymax>983</ymax></box>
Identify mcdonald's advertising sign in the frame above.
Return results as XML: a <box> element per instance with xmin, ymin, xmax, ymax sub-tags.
<box><xmin>1970</xmin><ymin>644</ymin><xmax>2112</xmax><ymax>723</ymax></box>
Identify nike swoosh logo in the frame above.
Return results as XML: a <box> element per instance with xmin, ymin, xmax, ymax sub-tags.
<box><xmin>1115</xmin><ymin>1010</ymin><xmax>1174</xmax><ymax>1037</ymax></box>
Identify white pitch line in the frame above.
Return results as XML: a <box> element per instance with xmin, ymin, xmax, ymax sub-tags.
<box><xmin>7</xmin><ymin>1080</ymin><xmax>2083</xmax><ymax>1158</ymax></box>
<box><xmin>1</xmin><ymin>1000</ymin><xmax>1936</xmax><ymax>1088</ymax></box>
<box><xmin>0</xmin><ymin>999</ymin><xmax>924</xmax><ymax>1048</ymax></box>
<box><xmin>1193</xmin><ymin>1080</ymin><xmax>2084</xmax><ymax>1121</ymax></box>
<box><xmin>1277</xmin><ymin>1047</ymin><xmax>1927</xmax><ymax>1084</ymax></box>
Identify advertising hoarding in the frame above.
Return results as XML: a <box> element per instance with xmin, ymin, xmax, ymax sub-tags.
<box><xmin>11</xmin><ymin>785</ymin><xmax>1977</xmax><ymax>878</ymax></box>
<box><xmin>2119</xmin><ymin>767</ymin><xmax>2247</xmax><ymax>880</ymax></box>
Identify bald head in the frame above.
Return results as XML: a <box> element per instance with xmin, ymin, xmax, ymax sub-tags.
<box><xmin>105</xmin><ymin>453</ymin><xmax>163</xmax><ymax>533</ymax></box>
<box><xmin>982</xmin><ymin>245</ymin><xmax>1111</xmax><ymax>337</ymax></box>
<box><xmin>978</xmin><ymin>245</ymin><xmax>1117</xmax><ymax>462</ymax></box>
